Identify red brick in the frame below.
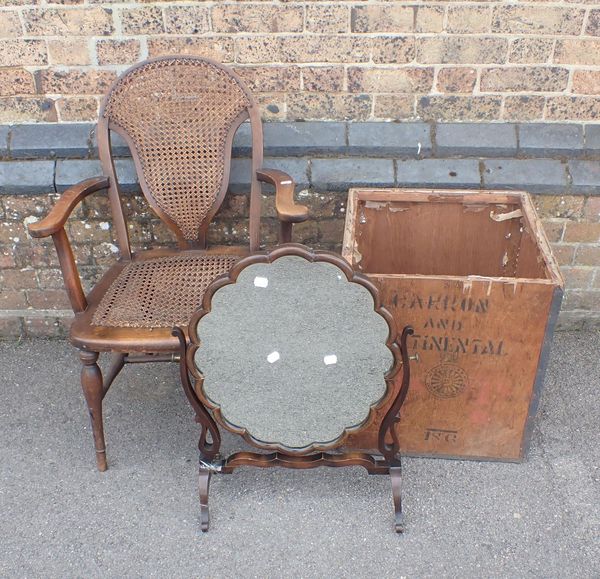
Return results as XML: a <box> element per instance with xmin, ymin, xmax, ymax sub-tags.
<box><xmin>164</xmin><ymin>6</ymin><xmax>210</xmax><ymax>35</ymax></box>
<box><xmin>0</xmin><ymin>40</ymin><xmax>47</xmax><ymax>67</ymax></box>
<box><xmin>120</xmin><ymin>7</ymin><xmax>163</xmax><ymax>35</ymax></box>
<box><xmin>351</xmin><ymin>5</ymin><xmax>413</xmax><ymax>33</ymax></box>
<box><xmin>0</xmin><ymin>11</ymin><xmax>23</xmax><ymax>37</ymax></box>
<box><xmin>26</xmin><ymin>289</ymin><xmax>71</xmax><ymax>309</ymax></box>
<box><xmin>417</xmin><ymin>96</ymin><xmax>501</xmax><ymax>122</ymax></box>
<box><xmin>437</xmin><ymin>68</ymin><xmax>477</xmax><ymax>94</ymax></box>
<box><xmin>348</xmin><ymin>67</ymin><xmax>433</xmax><ymax>93</ymax></box>
<box><xmin>302</xmin><ymin>67</ymin><xmax>344</xmax><ymax>92</ymax></box>
<box><xmin>36</xmin><ymin>268</ymin><xmax>67</xmax><ymax>289</ymax></box>
<box><xmin>575</xmin><ymin>245</ymin><xmax>600</xmax><ymax>266</ymax></box>
<box><xmin>541</xmin><ymin>220</ymin><xmax>565</xmax><ymax>243</ymax></box>
<box><xmin>48</xmin><ymin>39</ymin><xmax>91</xmax><ymax>66</ymax></box>
<box><xmin>14</xmin><ymin>245</ymin><xmax>57</xmax><ymax>269</ymax></box>
<box><xmin>23</xmin><ymin>7</ymin><xmax>113</xmax><ymax>36</ymax></box>
<box><xmin>212</xmin><ymin>4</ymin><xmax>303</xmax><ymax>33</ymax></box>
<box><xmin>562</xmin><ymin>290</ymin><xmax>600</xmax><ymax>311</ymax></box>
<box><xmin>546</xmin><ymin>97</ymin><xmax>600</xmax><ymax>121</ymax></box>
<box><xmin>417</xmin><ymin>37</ymin><xmax>507</xmax><ymax>65</ymax></box>
<box><xmin>234</xmin><ymin>66</ymin><xmax>301</xmax><ymax>92</ymax></box>
<box><xmin>318</xmin><ymin>219</ymin><xmax>345</xmax><ymax>246</ymax></box>
<box><xmin>0</xmin><ymin>222</ymin><xmax>26</xmax><ymax>244</ymax></box>
<box><xmin>492</xmin><ymin>6</ymin><xmax>584</xmax><ymax>35</ymax></box>
<box><xmin>0</xmin><ymin>268</ymin><xmax>38</xmax><ymax>289</ymax></box>
<box><xmin>563</xmin><ymin>222</ymin><xmax>600</xmax><ymax>243</ymax></box>
<box><xmin>287</xmin><ymin>93</ymin><xmax>372</xmax><ymax>121</ymax></box>
<box><xmin>3</xmin><ymin>196</ymin><xmax>51</xmax><ymax>220</ymax></box>
<box><xmin>560</xmin><ymin>266</ymin><xmax>595</xmax><ymax>289</ymax></box>
<box><xmin>509</xmin><ymin>38</ymin><xmax>554</xmax><ymax>64</ymax></box>
<box><xmin>236</xmin><ymin>36</ymin><xmax>371</xmax><ymax>64</ymax></box>
<box><xmin>68</xmin><ymin>220</ymin><xmax>113</xmax><ymax>243</ymax></box>
<box><xmin>147</xmin><ymin>37</ymin><xmax>234</xmax><ymax>63</ymax></box>
<box><xmin>23</xmin><ymin>317</ymin><xmax>63</xmax><ymax>338</ymax></box>
<box><xmin>374</xmin><ymin>95</ymin><xmax>415</xmax><ymax>120</ymax></box>
<box><xmin>0</xmin><ymin>249</ymin><xmax>16</xmax><ymax>269</ymax></box>
<box><xmin>0</xmin><ymin>318</ymin><xmax>23</xmax><ymax>340</ymax></box>
<box><xmin>0</xmin><ymin>97</ymin><xmax>57</xmax><ymax>122</ymax></box>
<box><xmin>503</xmin><ymin>96</ymin><xmax>545</xmax><ymax>121</ymax></box>
<box><xmin>534</xmin><ymin>196</ymin><xmax>584</xmax><ymax>219</ymax></box>
<box><xmin>481</xmin><ymin>67</ymin><xmax>568</xmax><ymax>93</ymax></box>
<box><xmin>40</xmin><ymin>69</ymin><xmax>117</xmax><ymax>95</ymax></box>
<box><xmin>555</xmin><ymin>40</ymin><xmax>600</xmax><ymax>66</ymax></box>
<box><xmin>584</xmin><ymin>197</ymin><xmax>600</xmax><ymax>222</ymax></box>
<box><xmin>306</xmin><ymin>5</ymin><xmax>348</xmax><ymax>34</ymax></box>
<box><xmin>447</xmin><ymin>6</ymin><xmax>491</xmax><ymax>34</ymax></box>
<box><xmin>0</xmin><ymin>69</ymin><xmax>36</xmax><ymax>97</ymax></box>
<box><xmin>372</xmin><ymin>37</ymin><xmax>415</xmax><ymax>65</ymax></box>
<box><xmin>56</xmin><ymin>97</ymin><xmax>99</xmax><ymax>122</ymax></box>
<box><xmin>96</xmin><ymin>39</ymin><xmax>141</xmax><ymax>66</ymax></box>
<box><xmin>415</xmin><ymin>6</ymin><xmax>444</xmax><ymax>33</ymax></box>
<box><xmin>0</xmin><ymin>290</ymin><xmax>28</xmax><ymax>309</ymax></box>
<box><xmin>551</xmin><ymin>244</ymin><xmax>576</xmax><ymax>266</ymax></box>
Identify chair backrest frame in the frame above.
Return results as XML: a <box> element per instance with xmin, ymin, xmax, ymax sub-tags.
<box><xmin>96</xmin><ymin>56</ymin><xmax>265</xmax><ymax>259</ymax></box>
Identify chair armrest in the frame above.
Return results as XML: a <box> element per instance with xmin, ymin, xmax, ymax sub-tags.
<box><xmin>27</xmin><ymin>176</ymin><xmax>109</xmax><ymax>314</ymax></box>
<box><xmin>256</xmin><ymin>169</ymin><xmax>309</xmax><ymax>223</ymax></box>
<box><xmin>28</xmin><ymin>176</ymin><xmax>110</xmax><ymax>238</ymax></box>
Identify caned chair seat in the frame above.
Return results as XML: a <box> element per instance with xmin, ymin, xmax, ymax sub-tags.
<box><xmin>92</xmin><ymin>253</ymin><xmax>239</xmax><ymax>329</ymax></box>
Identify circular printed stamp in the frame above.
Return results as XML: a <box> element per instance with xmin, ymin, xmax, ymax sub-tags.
<box><xmin>425</xmin><ymin>363</ymin><xmax>469</xmax><ymax>399</ymax></box>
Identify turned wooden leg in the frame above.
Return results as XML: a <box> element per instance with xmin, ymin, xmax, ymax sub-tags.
<box><xmin>390</xmin><ymin>465</ymin><xmax>404</xmax><ymax>533</ymax></box>
<box><xmin>79</xmin><ymin>350</ymin><xmax>107</xmax><ymax>472</ymax></box>
<box><xmin>199</xmin><ymin>466</ymin><xmax>212</xmax><ymax>532</ymax></box>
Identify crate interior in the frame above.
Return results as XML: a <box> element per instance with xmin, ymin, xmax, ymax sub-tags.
<box><xmin>352</xmin><ymin>198</ymin><xmax>551</xmax><ymax>279</ymax></box>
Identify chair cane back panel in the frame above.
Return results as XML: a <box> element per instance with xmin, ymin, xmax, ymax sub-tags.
<box><xmin>101</xmin><ymin>57</ymin><xmax>252</xmax><ymax>243</ymax></box>
<box><xmin>92</xmin><ymin>254</ymin><xmax>239</xmax><ymax>328</ymax></box>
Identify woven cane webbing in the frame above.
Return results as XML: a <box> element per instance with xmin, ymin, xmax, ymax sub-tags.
<box><xmin>92</xmin><ymin>254</ymin><xmax>239</xmax><ymax>328</ymax></box>
<box><xmin>103</xmin><ymin>58</ymin><xmax>250</xmax><ymax>242</ymax></box>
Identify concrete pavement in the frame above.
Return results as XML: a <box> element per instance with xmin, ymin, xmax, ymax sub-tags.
<box><xmin>0</xmin><ymin>332</ymin><xmax>598</xmax><ymax>578</ymax></box>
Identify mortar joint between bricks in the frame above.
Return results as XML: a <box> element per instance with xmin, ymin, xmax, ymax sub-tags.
<box><xmin>478</xmin><ymin>160</ymin><xmax>485</xmax><ymax>189</ymax></box>
<box><xmin>564</xmin><ymin>163</ymin><xmax>575</xmax><ymax>197</ymax></box>
<box><xmin>86</xmin><ymin>126</ymin><xmax>94</xmax><ymax>160</ymax></box>
<box><xmin>6</xmin><ymin>127</ymin><xmax>13</xmax><ymax>160</ymax></box>
<box><xmin>52</xmin><ymin>159</ymin><xmax>57</xmax><ymax>194</ymax></box>
<box><xmin>430</xmin><ymin>121</ymin><xmax>437</xmax><ymax>158</ymax></box>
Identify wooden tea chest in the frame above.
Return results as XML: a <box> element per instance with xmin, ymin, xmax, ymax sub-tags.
<box><xmin>342</xmin><ymin>189</ymin><xmax>564</xmax><ymax>461</ymax></box>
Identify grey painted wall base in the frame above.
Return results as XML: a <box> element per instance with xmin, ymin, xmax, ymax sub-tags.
<box><xmin>1</xmin><ymin>121</ymin><xmax>600</xmax><ymax>195</ymax></box>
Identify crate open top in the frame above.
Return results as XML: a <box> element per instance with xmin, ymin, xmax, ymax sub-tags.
<box><xmin>343</xmin><ymin>189</ymin><xmax>563</xmax><ymax>285</ymax></box>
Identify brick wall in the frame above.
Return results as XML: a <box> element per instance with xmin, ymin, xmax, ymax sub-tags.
<box><xmin>2</xmin><ymin>1</ymin><xmax>600</xmax><ymax>122</ymax></box>
<box><xmin>1</xmin><ymin>120</ymin><xmax>600</xmax><ymax>338</ymax></box>
<box><xmin>1</xmin><ymin>1</ymin><xmax>600</xmax><ymax>337</ymax></box>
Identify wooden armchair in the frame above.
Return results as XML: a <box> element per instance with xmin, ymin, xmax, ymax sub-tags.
<box><xmin>27</xmin><ymin>56</ymin><xmax>308</xmax><ymax>471</ymax></box>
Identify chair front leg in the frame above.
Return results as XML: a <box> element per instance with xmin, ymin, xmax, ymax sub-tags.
<box><xmin>79</xmin><ymin>350</ymin><xmax>107</xmax><ymax>472</ymax></box>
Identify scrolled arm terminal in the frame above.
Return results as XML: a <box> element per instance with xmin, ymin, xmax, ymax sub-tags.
<box><xmin>256</xmin><ymin>168</ymin><xmax>308</xmax><ymax>243</ymax></box>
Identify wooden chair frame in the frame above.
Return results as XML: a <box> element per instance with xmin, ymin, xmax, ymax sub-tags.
<box><xmin>27</xmin><ymin>56</ymin><xmax>308</xmax><ymax>471</ymax></box>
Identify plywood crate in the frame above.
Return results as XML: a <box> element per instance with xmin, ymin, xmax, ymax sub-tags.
<box><xmin>342</xmin><ymin>189</ymin><xmax>563</xmax><ymax>461</ymax></box>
